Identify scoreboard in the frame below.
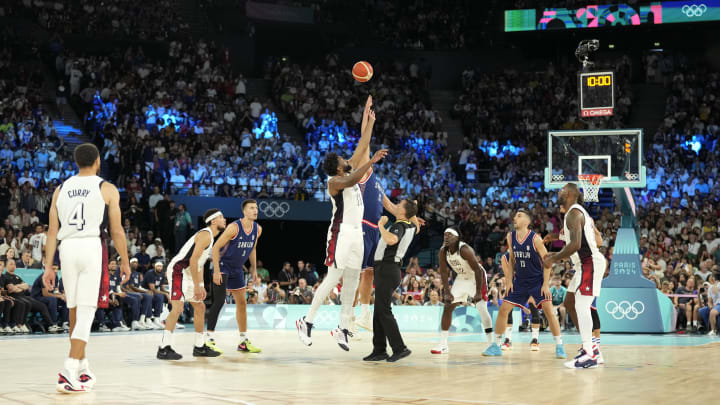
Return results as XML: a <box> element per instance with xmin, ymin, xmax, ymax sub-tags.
<box><xmin>578</xmin><ymin>71</ymin><xmax>614</xmax><ymax>117</ymax></box>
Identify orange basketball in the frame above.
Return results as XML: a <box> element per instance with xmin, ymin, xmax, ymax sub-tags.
<box><xmin>352</xmin><ymin>61</ymin><xmax>373</xmax><ymax>82</ymax></box>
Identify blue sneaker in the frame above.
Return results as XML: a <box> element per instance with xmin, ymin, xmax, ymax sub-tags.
<box><xmin>564</xmin><ymin>351</ymin><xmax>598</xmax><ymax>369</ymax></box>
<box><xmin>555</xmin><ymin>344</ymin><xmax>566</xmax><ymax>359</ymax></box>
<box><xmin>482</xmin><ymin>343</ymin><xmax>503</xmax><ymax>357</ymax></box>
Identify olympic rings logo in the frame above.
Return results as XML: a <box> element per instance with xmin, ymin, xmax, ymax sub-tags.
<box><xmin>682</xmin><ymin>4</ymin><xmax>707</xmax><ymax>17</ymax></box>
<box><xmin>258</xmin><ymin>201</ymin><xmax>290</xmax><ymax>218</ymax></box>
<box><xmin>605</xmin><ymin>300</ymin><xmax>645</xmax><ymax>320</ymax></box>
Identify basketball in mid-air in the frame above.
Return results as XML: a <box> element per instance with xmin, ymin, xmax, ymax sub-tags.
<box><xmin>352</xmin><ymin>61</ymin><xmax>373</xmax><ymax>82</ymax></box>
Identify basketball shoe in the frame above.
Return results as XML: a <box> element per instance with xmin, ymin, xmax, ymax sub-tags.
<box><xmin>238</xmin><ymin>339</ymin><xmax>261</xmax><ymax>353</ymax></box>
<box><xmin>331</xmin><ymin>327</ymin><xmax>351</xmax><ymax>351</ymax></box>
<box><xmin>78</xmin><ymin>359</ymin><xmax>96</xmax><ymax>389</ymax></box>
<box><xmin>206</xmin><ymin>338</ymin><xmax>224</xmax><ymax>354</ymax></box>
<box><xmin>501</xmin><ymin>338</ymin><xmax>512</xmax><ymax>351</ymax></box>
<box><xmin>430</xmin><ymin>344</ymin><xmax>449</xmax><ymax>354</ymax></box>
<box><xmin>530</xmin><ymin>338</ymin><xmax>540</xmax><ymax>351</ymax></box>
<box><xmin>482</xmin><ymin>342</ymin><xmax>503</xmax><ymax>356</ymax></box>
<box><xmin>565</xmin><ymin>349</ymin><xmax>598</xmax><ymax>369</ymax></box>
<box><xmin>296</xmin><ymin>317</ymin><xmax>313</xmax><ymax>346</ymax></box>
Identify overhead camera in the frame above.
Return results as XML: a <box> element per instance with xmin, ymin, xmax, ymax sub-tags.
<box><xmin>575</xmin><ymin>39</ymin><xmax>600</xmax><ymax>69</ymax></box>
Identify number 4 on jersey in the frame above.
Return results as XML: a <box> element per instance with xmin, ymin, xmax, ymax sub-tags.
<box><xmin>68</xmin><ymin>203</ymin><xmax>85</xmax><ymax>230</ymax></box>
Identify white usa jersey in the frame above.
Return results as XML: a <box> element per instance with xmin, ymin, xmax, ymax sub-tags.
<box><xmin>562</xmin><ymin>204</ymin><xmax>603</xmax><ymax>263</ymax></box>
<box><xmin>56</xmin><ymin>175</ymin><xmax>108</xmax><ymax>241</ymax></box>
<box><xmin>559</xmin><ymin>228</ymin><xmax>581</xmax><ymax>271</ymax></box>
<box><xmin>169</xmin><ymin>227</ymin><xmax>214</xmax><ymax>272</ymax></box>
<box><xmin>327</xmin><ymin>177</ymin><xmax>364</xmax><ymax>231</ymax></box>
<box><xmin>445</xmin><ymin>242</ymin><xmax>477</xmax><ymax>280</ymax></box>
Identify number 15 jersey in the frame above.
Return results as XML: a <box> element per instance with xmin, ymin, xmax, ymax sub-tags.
<box><xmin>56</xmin><ymin>175</ymin><xmax>109</xmax><ymax>241</ymax></box>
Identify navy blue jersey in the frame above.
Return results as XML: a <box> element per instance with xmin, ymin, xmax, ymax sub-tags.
<box><xmin>143</xmin><ymin>269</ymin><xmax>166</xmax><ymax>289</ymax></box>
<box><xmin>511</xmin><ymin>230</ymin><xmax>543</xmax><ymax>283</ymax></box>
<box><xmin>220</xmin><ymin>220</ymin><xmax>257</xmax><ymax>270</ymax></box>
<box><xmin>108</xmin><ymin>270</ymin><xmax>121</xmax><ymax>293</ymax></box>
<box><xmin>358</xmin><ymin>168</ymin><xmax>384</xmax><ymax>224</ymax></box>
<box><xmin>129</xmin><ymin>271</ymin><xmax>143</xmax><ymax>288</ymax></box>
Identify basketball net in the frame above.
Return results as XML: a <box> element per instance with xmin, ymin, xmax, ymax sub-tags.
<box><xmin>577</xmin><ymin>174</ymin><xmax>604</xmax><ymax>202</ymax></box>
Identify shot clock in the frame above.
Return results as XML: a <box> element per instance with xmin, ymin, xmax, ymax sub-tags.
<box><xmin>578</xmin><ymin>71</ymin><xmax>614</xmax><ymax>117</ymax></box>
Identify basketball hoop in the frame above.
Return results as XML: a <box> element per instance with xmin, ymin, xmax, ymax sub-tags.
<box><xmin>578</xmin><ymin>174</ymin><xmax>605</xmax><ymax>202</ymax></box>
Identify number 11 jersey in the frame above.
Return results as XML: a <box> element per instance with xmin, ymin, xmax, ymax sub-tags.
<box><xmin>56</xmin><ymin>175</ymin><xmax>109</xmax><ymax>241</ymax></box>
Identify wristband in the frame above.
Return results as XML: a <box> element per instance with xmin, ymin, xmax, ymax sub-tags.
<box><xmin>198</xmin><ymin>282</ymin><xmax>205</xmax><ymax>287</ymax></box>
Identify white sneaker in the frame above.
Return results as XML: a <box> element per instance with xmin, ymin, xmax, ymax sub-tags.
<box><xmin>131</xmin><ymin>320</ymin><xmax>147</xmax><ymax>331</ymax></box>
<box><xmin>48</xmin><ymin>325</ymin><xmax>63</xmax><ymax>333</ymax></box>
<box><xmin>296</xmin><ymin>317</ymin><xmax>313</xmax><ymax>346</ymax></box>
<box><xmin>3</xmin><ymin>326</ymin><xmax>14</xmax><ymax>334</ymax></box>
<box><xmin>12</xmin><ymin>326</ymin><xmax>22</xmax><ymax>334</ymax></box>
<box><xmin>21</xmin><ymin>325</ymin><xmax>31</xmax><ymax>334</ymax></box>
<box><xmin>152</xmin><ymin>317</ymin><xmax>165</xmax><ymax>329</ymax></box>
<box><xmin>99</xmin><ymin>324</ymin><xmax>111</xmax><ymax>332</ymax></box>
<box><xmin>331</xmin><ymin>327</ymin><xmax>350</xmax><ymax>351</ymax></box>
<box><xmin>62</xmin><ymin>322</ymin><xmax>70</xmax><ymax>332</ymax></box>
<box><xmin>112</xmin><ymin>326</ymin><xmax>125</xmax><ymax>332</ymax></box>
<box><xmin>709</xmin><ymin>330</ymin><xmax>717</xmax><ymax>337</ymax></box>
<box><xmin>57</xmin><ymin>371</ymin><xmax>88</xmax><ymax>394</ymax></box>
<box><xmin>355</xmin><ymin>311</ymin><xmax>373</xmax><ymax>332</ymax></box>
<box><xmin>78</xmin><ymin>367</ymin><xmax>96</xmax><ymax>389</ymax></box>
<box><xmin>143</xmin><ymin>319</ymin><xmax>159</xmax><ymax>330</ymax></box>
<box><xmin>430</xmin><ymin>344</ymin><xmax>449</xmax><ymax>354</ymax></box>
<box><xmin>349</xmin><ymin>320</ymin><xmax>359</xmax><ymax>340</ymax></box>
<box><xmin>176</xmin><ymin>323</ymin><xmax>185</xmax><ymax>329</ymax></box>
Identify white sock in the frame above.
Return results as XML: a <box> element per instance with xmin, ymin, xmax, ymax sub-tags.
<box><xmin>486</xmin><ymin>331</ymin><xmax>493</xmax><ymax>343</ymax></box>
<box><xmin>205</xmin><ymin>331</ymin><xmax>214</xmax><ymax>340</ymax></box>
<box><xmin>361</xmin><ymin>304</ymin><xmax>370</xmax><ymax>316</ymax></box>
<box><xmin>505</xmin><ymin>326</ymin><xmax>513</xmax><ymax>342</ymax></box>
<box><xmin>161</xmin><ymin>329</ymin><xmax>173</xmax><ymax>347</ymax></box>
<box><xmin>592</xmin><ymin>336</ymin><xmax>600</xmax><ymax>349</ymax></box>
<box><xmin>554</xmin><ymin>335</ymin><xmax>562</xmax><ymax>345</ymax></box>
<box><xmin>194</xmin><ymin>332</ymin><xmax>205</xmax><ymax>348</ymax></box>
<box><xmin>140</xmin><ymin>315</ymin><xmax>146</xmax><ymax>323</ymax></box>
<box><xmin>531</xmin><ymin>327</ymin><xmax>539</xmax><ymax>340</ymax></box>
<box><xmin>79</xmin><ymin>358</ymin><xmax>89</xmax><ymax>373</ymax></box>
<box><xmin>440</xmin><ymin>330</ymin><xmax>449</xmax><ymax>346</ymax></box>
<box><xmin>64</xmin><ymin>358</ymin><xmax>79</xmax><ymax>380</ymax></box>
<box><xmin>494</xmin><ymin>334</ymin><xmax>503</xmax><ymax>345</ymax></box>
<box><xmin>239</xmin><ymin>332</ymin><xmax>247</xmax><ymax>340</ymax></box>
<box><xmin>692</xmin><ymin>320</ymin><xmax>697</xmax><ymax>327</ymax></box>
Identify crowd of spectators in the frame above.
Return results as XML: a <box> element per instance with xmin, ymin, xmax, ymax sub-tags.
<box><xmin>13</xmin><ymin>0</ymin><xmax>189</xmax><ymax>40</ymax></box>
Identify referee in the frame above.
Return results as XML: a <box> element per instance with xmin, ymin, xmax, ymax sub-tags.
<box><xmin>363</xmin><ymin>200</ymin><xmax>417</xmax><ymax>363</ymax></box>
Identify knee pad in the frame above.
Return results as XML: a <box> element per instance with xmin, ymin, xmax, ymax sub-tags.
<box><xmin>591</xmin><ymin>307</ymin><xmax>601</xmax><ymax>331</ymax></box>
<box><xmin>71</xmin><ymin>305</ymin><xmax>96</xmax><ymax>342</ymax></box>
<box><xmin>530</xmin><ymin>304</ymin><xmax>540</xmax><ymax>325</ymax></box>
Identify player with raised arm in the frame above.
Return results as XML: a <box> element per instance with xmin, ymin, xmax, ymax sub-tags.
<box><xmin>157</xmin><ymin>209</ymin><xmax>227</xmax><ymax>361</ymax></box>
<box><xmin>42</xmin><ymin>143</ymin><xmax>131</xmax><ymax>393</ymax></box>
<box><xmin>296</xmin><ymin>148</ymin><xmax>388</xmax><ymax>351</ymax></box>
<box><xmin>431</xmin><ymin>228</ymin><xmax>493</xmax><ymax>354</ymax></box>
<box><xmin>483</xmin><ymin>209</ymin><xmax>566</xmax><ymax>359</ymax></box>
<box><xmin>349</xmin><ymin>96</ymin><xmax>424</xmax><ymax>333</ymax></box>
<box><xmin>206</xmin><ymin>199</ymin><xmax>262</xmax><ymax>354</ymax></box>
<box><xmin>544</xmin><ymin>183</ymin><xmax>607</xmax><ymax>369</ymax></box>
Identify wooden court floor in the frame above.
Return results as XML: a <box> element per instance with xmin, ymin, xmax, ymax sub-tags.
<box><xmin>1</xmin><ymin>329</ymin><xmax>718</xmax><ymax>405</ymax></box>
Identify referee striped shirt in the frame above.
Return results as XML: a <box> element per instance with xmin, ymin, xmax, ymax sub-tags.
<box><xmin>374</xmin><ymin>220</ymin><xmax>416</xmax><ymax>264</ymax></box>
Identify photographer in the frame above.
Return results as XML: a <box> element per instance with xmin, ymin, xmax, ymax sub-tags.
<box><xmin>290</xmin><ymin>278</ymin><xmax>313</xmax><ymax>304</ymax></box>
<box><xmin>264</xmin><ymin>281</ymin><xmax>286</xmax><ymax>304</ymax></box>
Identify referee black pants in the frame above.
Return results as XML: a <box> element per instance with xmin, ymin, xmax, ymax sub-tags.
<box><xmin>372</xmin><ymin>261</ymin><xmax>407</xmax><ymax>355</ymax></box>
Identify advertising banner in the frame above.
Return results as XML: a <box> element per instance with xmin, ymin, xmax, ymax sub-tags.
<box><xmin>505</xmin><ymin>1</ymin><xmax>720</xmax><ymax>32</ymax></box>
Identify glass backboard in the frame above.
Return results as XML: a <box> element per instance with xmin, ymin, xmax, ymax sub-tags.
<box><xmin>544</xmin><ymin>129</ymin><xmax>645</xmax><ymax>189</ymax></box>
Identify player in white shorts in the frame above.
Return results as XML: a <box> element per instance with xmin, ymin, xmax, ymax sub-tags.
<box><xmin>296</xmin><ymin>148</ymin><xmax>388</xmax><ymax>351</ymax></box>
<box><xmin>43</xmin><ymin>143</ymin><xmax>131</xmax><ymax>394</ymax></box>
<box><xmin>544</xmin><ymin>183</ymin><xmax>607</xmax><ymax>369</ymax></box>
<box><xmin>432</xmin><ymin>228</ymin><xmax>493</xmax><ymax>354</ymax></box>
<box><xmin>157</xmin><ymin>208</ymin><xmax>227</xmax><ymax>360</ymax></box>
